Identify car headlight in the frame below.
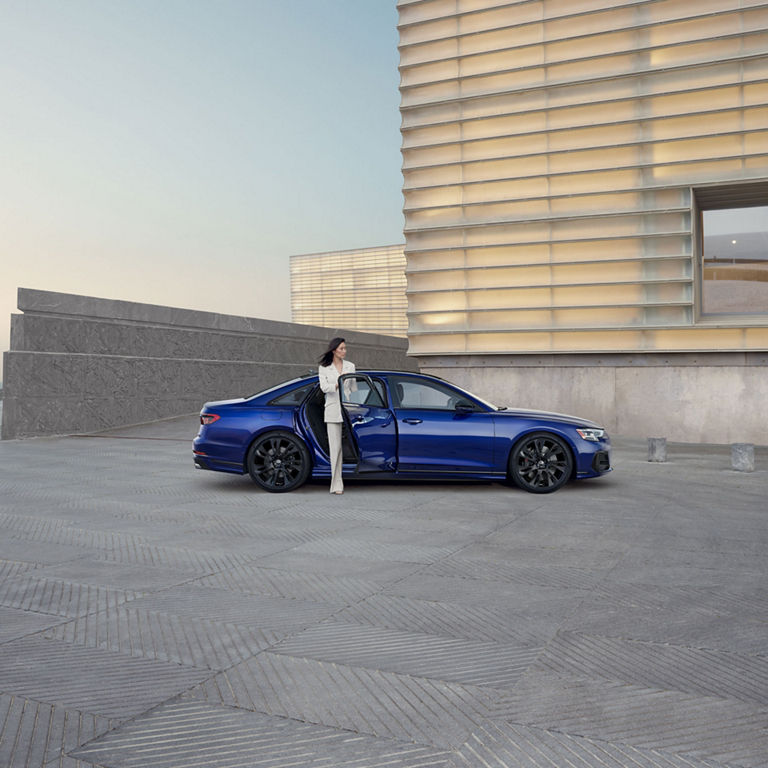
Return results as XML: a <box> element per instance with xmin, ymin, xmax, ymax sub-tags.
<box><xmin>576</xmin><ymin>428</ymin><xmax>605</xmax><ymax>442</ymax></box>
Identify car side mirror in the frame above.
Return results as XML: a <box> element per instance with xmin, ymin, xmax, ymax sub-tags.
<box><xmin>455</xmin><ymin>401</ymin><xmax>475</xmax><ymax>412</ymax></box>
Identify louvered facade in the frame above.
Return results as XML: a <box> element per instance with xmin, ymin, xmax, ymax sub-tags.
<box><xmin>398</xmin><ymin>0</ymin><xmax>768</xmax><ymax>442</ymax></box>
<box><xmin>290</xmin><ymin>245</ymin><xmax>408</xmax><ymax>338</ymax></box>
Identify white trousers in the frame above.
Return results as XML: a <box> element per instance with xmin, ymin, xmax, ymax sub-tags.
<box><xmin>327</xmin><ymin>422</ymin><xmax>344</xmax><ymax>493</ymax></box>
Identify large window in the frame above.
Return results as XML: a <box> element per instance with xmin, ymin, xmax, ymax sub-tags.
<box><xmin>389</xmin><ymin>376</ymin><xmax>481</xmax><ymax>411</ymax></box>
<box><xmin>697</xmin><ymin>186</ymin><xmax>768</xmax><ymax>316</ymax></box>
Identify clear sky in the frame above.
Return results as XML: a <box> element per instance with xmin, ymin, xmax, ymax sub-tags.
<box><xmin>0</xmin><ymin>0</ymin><xmax>404</xmax><ymax>382</ymax></box>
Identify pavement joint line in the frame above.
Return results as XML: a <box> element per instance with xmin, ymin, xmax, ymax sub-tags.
<box><xmin>70</xmin><ymin>435</ymin><xmax>192</xmax><ymax>442</ymax></box>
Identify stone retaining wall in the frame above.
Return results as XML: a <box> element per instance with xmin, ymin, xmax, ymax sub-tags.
<box><xmin>2</xmin><ymin>288</ymin><xmax>415</xmax><ymax>439</ymax></box>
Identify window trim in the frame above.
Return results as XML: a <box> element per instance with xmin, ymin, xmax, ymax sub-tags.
<box><xmin>693</xmin><ymin>182</ymin><xmax>768</xmax><ymax>323</ymax></box>
<box><xmin>339</xmin><ymin>374</ymin><xmax>387</xmax><ymax>410</ymax></box>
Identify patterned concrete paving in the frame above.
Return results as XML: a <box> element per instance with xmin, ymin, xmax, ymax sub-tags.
<box><xmin>0</xmin><ymin>416</ymin><xmax>766</xmax><ymax>768</ymax></box>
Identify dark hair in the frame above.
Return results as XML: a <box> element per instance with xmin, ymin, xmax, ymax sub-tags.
<box><xmin>319</xmin><ymin>337</ymin><xmax>345</xmax><ymax>367</ymax></box>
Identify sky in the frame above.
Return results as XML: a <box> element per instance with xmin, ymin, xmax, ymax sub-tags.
<box><xmin>0</xmin><ymin>0</ymin><xmax>404</xmax><ymax>382</ymax></box>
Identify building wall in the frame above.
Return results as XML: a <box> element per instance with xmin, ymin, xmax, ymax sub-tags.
<box><xmin>2</xmin><ymin>288</ymin><xmax>415</xmax><ymax>440</ymax></box>
<box><xmin>291</xmin><ymin>245</ymin><xmax>408</xmax><ymax>337</ymax></box>
<box><xmin>421</xmin><ymin>351</ymin><xmax>768</xmax><ymax>445</ymax></box>
<box><xmin>399</xmin><ymin>0</ymin><xmax>768</xmax><ymax>442</ymax></box>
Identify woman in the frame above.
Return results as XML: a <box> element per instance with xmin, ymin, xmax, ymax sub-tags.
<box><xmin>318</xmin><ymin>337</ymin><xmax>355</xmax><ymax>494</ymax></box>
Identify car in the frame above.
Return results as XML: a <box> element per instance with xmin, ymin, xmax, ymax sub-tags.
<box><xmin>193</xmin><ymin>370</ymin><xmax>611</xmax><ymax>494</ymax></box>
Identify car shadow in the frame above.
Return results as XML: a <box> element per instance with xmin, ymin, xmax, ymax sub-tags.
<box><xmin>194</xmin><ymin>472</ymin><xmax>615</xmax><ymax>496</ymax></box>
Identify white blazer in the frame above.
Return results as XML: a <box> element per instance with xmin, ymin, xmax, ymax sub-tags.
<box><xmin>318</xmin><ymin>360</ymin><xmax>356</xmax><ymax>423</ymax></box>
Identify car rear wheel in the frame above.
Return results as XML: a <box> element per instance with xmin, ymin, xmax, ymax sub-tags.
<box><xmin>247</xmin><ymin>432</ymin><xmax>310</xmax><ymax>493</ymax></box>
<box><xmin>509</xmin><ymin>432</ymin><xmax>573</xmax><ymax>494</ymax></box>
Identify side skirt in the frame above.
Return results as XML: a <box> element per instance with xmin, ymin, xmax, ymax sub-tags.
<box><xmin>311</xmin><ymin>466</ymin><xmax>506</xmax><ymax>482</ymax></box>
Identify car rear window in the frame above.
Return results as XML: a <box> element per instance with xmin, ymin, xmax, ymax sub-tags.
<box><xmin>268</xmin><ymin>382</ymin><xmax>315</xmax><ymax>406</ymax></box>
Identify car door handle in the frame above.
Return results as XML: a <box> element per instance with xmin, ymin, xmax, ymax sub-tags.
<box><xmin>403</xmin><ymin>418</ymin><xmax>422</xmax><ymax>424</ymax></box>
<box><xmin>352</xmin><ymin>415</ymin><xmax>365</xmax><ymax>423</ymax></box>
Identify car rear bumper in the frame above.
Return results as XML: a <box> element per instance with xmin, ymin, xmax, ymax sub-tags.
<box><xmin>193</xmin><ymin>451</ymin><xmax>244</xmax><ymax>475</ymax></box>
<box><xmin>193</xmin><ymin>454</ymin><xmax>210</xmax><ymax>470</ymax></box>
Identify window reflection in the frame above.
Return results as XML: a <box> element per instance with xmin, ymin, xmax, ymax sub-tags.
<box><xmin>702</xmin><ymin>206</ymin><xmax>768</xmax><ymax>314</ymax></box>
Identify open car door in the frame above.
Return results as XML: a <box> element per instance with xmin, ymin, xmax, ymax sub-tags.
<box><xmin>339</xmin><ymin>374</ymin><xmax>397</xmax><ymax>473</ymax></box>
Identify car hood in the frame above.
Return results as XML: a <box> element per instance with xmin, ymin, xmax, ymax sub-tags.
<box><xmin>496</xmin><ymin>407</ymin><xmax>601</xmax><ymax>429</ymax></box>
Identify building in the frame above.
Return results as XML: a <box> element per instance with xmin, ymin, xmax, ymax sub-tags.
<box><xmin>290</xmin><ymin>244</ymin><xmax>408</xmax><ymax>337</ymax></box>
<box><xmin>398</xmin><ymin>0</ymin><xmax>768</xmax><ymax>443</ymax></box>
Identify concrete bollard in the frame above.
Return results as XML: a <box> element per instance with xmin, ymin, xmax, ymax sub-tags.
<box><xmin>648</xmin><ymin>437</ymin><xmax>667</xmax><ymax>462</ymax></box>
<box><xmin>731</xmin><ymin>443</ymin><xmax>755</xmax><ymax>472</ymax></box>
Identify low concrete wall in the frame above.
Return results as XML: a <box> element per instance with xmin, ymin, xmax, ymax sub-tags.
<box><xmin>419</xmin><ymin>352</ymin><xmax>768</xmax><ymax>445</ymax></box>
<box><xmin>2</xmin><ymin>288</ymin><xmax>416</xmax><ymax>439</ymax></box>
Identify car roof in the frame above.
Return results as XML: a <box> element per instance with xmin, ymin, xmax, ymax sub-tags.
<box><xmin>301</xmin><ymin>369</ymin><xmax>442</xmax><ymax>377</ymax></box>
<box><xmin>299</xmin><ymin>369</ymin><xmax>451</xmax><ymax>385</ymax></box>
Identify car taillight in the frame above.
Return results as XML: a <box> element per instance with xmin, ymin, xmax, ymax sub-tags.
<box><xmin>200</xmin><ymin>413</ymin><xmax>220</xmax><ymax>426</ymax></box>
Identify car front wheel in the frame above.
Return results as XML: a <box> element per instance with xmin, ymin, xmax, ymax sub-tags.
<box><xmin>247</xmin><ymin>432</ymin><xmax>310</xmax><ymax>493</ymax></box>
<box><xmin>509</xmin><ymin>432</ymin><xmax>573</xmax><ymax>493</ymax></box>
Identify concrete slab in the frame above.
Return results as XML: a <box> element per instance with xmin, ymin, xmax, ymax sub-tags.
<box><xmin>0</xmin><ymin>417</ymin><xmax>766</xmax><ymax>767</ymax></box>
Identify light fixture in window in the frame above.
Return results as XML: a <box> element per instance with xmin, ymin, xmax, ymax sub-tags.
<box><xmin>696</xmin><ymin>185</ymin><xmax>768</xmax><ymax>316</ymax></box>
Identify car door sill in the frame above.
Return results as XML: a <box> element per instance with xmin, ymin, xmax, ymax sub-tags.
<box><xmin>396</xmin><ymin>469</ymin><xmax>505</xmax><ymax>477</ymax></box>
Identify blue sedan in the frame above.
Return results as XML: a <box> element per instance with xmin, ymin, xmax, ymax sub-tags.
<box><xmin>193</xmin><ymin>370</ymin><xmax>611</xmax><ymax>494</ymax></box>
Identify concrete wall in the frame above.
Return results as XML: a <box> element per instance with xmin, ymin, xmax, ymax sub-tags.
<box><xmin>420</xmin><ymin>353</ymin><xmax>768</xmax><ymax>445</ymax></box>
<box><xmin>2</xmin><ymin>288</ymin><xmax>416</xmax><ymax>439</ymax></box>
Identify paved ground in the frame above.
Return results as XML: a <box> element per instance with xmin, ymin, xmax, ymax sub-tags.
<box><xmin>0</xmin><ymin>416</ymin><xmax>766</xmax><ymax>768</ymax></box>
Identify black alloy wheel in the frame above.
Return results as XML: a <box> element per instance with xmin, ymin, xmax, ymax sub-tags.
<box><xmin>509</xmin><ymin>432</ymin><xmax>573</xmax><ymax>493</ymax></box>
<box><xmin>247</xmin><ymin>432</ymin><xmax>310</xmax><ymax>493</ymax></box>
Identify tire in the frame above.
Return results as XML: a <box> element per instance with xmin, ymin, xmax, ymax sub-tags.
<box><xmin>247</xmin><ymin>431</ymin><xmax>311</xmax><ymax>493</ymax></box>
<box><xmin>509</xmin><ymin>432</ymin><xmax>573</xmax><ymax>494</ymax></box>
